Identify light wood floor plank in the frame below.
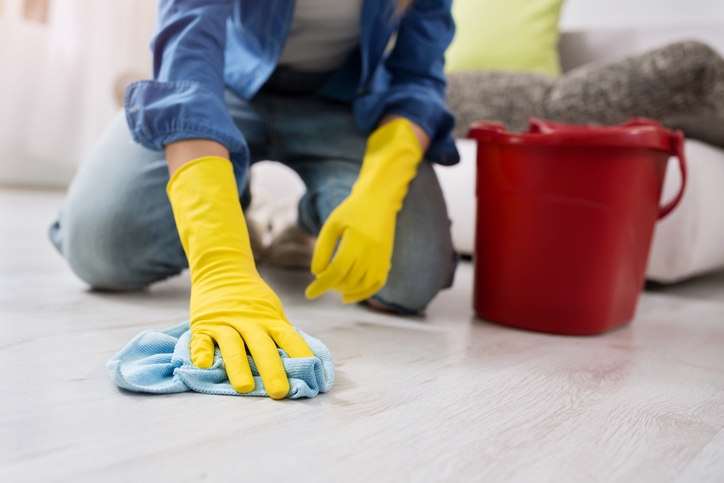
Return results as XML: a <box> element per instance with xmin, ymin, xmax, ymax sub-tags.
<box><xmin>1</xmin><ymin>188</ymin><xmax>723</xmax><ymax>482</ymax></box>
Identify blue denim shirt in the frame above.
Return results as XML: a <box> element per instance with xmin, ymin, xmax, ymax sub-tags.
<box><xmin>125</xmin><ymin>0</ymin><xmax>459</xmax><ymax>167</ymax></box>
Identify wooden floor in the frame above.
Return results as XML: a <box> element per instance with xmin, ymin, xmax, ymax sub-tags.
<box><xmin>1</xmin><ymin>187</ymin><xmax>723</xmax><ymax>482</ymax></box>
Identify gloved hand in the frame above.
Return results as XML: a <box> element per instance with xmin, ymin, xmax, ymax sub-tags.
<box><xmin>305</xmin><ymin>119</ymin><xmax>423</xmax><ymax>303</ymax></box>
<box><xmin>167</xmin><ymin>156</ymin><xmax>314</xmax><ymax>399</ymax></box>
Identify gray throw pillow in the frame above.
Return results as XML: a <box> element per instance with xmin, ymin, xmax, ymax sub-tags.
<box><xmin>446</xmin><ymin>41</ymin><xmax>724</xmax><ymax>148</ymax></box>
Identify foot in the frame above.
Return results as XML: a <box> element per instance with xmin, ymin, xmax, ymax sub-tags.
<box><xmin>268</xmin><ymin>223</ymin><xmax>316</xmax><ymax>269</ymax></box>
<box><xmin>267</xmin><ymin>199</ymin><xmax>316</xmax><ymax>269</ymax></box>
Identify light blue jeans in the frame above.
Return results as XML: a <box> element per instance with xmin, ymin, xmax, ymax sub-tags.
<box><xmin>49</xmin><ymin>69</ymin><xmax>457</xmax><ymax>313</ymax></box>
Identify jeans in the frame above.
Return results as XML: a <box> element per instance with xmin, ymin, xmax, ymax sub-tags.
<box><xmin>49</xmin><ymin>69</ymin><xmax>457</xmax><ymax>313</ymax></box>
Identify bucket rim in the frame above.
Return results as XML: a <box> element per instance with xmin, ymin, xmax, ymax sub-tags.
<box><xmin>467</xmin><ymin>117</ymin><xmax>678</xmax><ymax>153</ymax></box>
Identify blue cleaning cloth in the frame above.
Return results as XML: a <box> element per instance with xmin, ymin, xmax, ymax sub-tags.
<box><xmin>107</xmin><ymin>322</ymin><xmax>334</xmax><ymax>399</ymax></box>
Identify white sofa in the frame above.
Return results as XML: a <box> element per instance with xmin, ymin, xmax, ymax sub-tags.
<box><xmin>435</xmin><ymin>26</ymin><xmax>724</xmax><ymax>283</ymax></box>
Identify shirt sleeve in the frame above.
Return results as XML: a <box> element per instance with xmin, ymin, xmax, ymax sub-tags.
<box><xmin>124</xmin><ymin>0</ymin><xmax>246</xmax><ymax>156</ymax></box>
<box><xmin>355</xmin><ymin>0</ymin><xmax>459</xmax><ymax>165</ymax></box>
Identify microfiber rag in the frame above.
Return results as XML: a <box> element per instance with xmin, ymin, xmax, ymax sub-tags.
<box><xmin>106</xmin><ymin>321</ymin><xmax>334</xmax><ymax>399</ymax></box>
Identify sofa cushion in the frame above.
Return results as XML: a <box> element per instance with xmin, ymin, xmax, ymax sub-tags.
<box><xmin>545</xmin><ymin>41</ymin><xmax>724</xmax><ymax>148</ymax></box>
<box><xmin>447</xmin><ymin>41</ymin><xmax>724</xmax><ymax>148</ymax></box>
<box><xmin>558</xmin><ymin>26</ymin><xmax>724</xmax><ymax>73</ymax></box>
<box><xmin>443</xmin><ymin>41</ymin><xmax>724</xmax><ymax>282</ymax></box>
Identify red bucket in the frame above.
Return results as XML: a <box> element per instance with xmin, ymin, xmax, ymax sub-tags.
<box><xmin>467</xmin><ymin>118</ymin><xmax>686</xmax><ymax>335</ymax></box>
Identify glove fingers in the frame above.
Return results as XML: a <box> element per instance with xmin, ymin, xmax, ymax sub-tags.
<box><xmin>336</xmin><ymin>255</ymin><xmax>369</xmax><ymax>293</ymax></box>
<box><xmin>338</xmin><ymin>245</ymin><xmax>375</xmax><ymax>293</ymax></box>
<box><xmin>342</xmin><ymin>278</ymin><xmax>386</xmax><ymax>304</ymax></box>
<box><xmin>310</xmin><ymin>219</ymin><xmax>342</xmax><ymax>275</ymax></box>
<box><xmin>323</xmin><ymin>259</ymin><xmax>361</xmax><ymax>295</ymax></box>
<box><xmin>190</xmin><ymin>333</ymin><xmax>216</xmax><ymax>369</ymax></box>
<box><xmin>242</xmin><ymin>330</ymin><xmax>290</xmax><ymax>400</ymax></box>
<box><xmin>305</xmin><ymin>235</ymin><xmax>356</xmax><ymax>299</ymax></box>
<box><xmin>341</xmin><ymin>254</ymin><xmax>388</xmax><ymax>303</ymax></box>
<box><xmin>214</xmin><ymin>326</ymin><xmax>255</xmax><ymax>394</ymax></box>
<box><xmin>305</xmin><ymin>264</ymin><xmax>349</xmax><ymax>299</ymax></box>
<box><xmin>272</xmin><ymin>326</ymin><xmax>315</xmax><ymax>359</ymax></box>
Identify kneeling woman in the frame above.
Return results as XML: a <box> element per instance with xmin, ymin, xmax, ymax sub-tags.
<box><xmin>50</xmin><ymin>0</ymin><xmax>459</xmax><ymax>398</ymax></box>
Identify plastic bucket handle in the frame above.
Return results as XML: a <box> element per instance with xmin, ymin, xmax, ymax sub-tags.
<box><xmin>659</xmin><ymin>130</ymin><xmax>687</xmax><ymax>220</ymax></box>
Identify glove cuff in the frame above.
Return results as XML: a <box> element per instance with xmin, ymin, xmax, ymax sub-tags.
<box><xmin>352</xmin><ymin>119</ymin><xmax>424</xmax><ymax>208</ymax></box>
<box><xmin>166</xmin><ymin>156</ymin><xmax>256</xmax><ymax>284</ymax></box>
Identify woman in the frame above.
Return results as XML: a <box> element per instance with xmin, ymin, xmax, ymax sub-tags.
<box><xmin>49</xmin><ymin>0</ymin><xmax>458</xmax><ymax>399</ymax></box>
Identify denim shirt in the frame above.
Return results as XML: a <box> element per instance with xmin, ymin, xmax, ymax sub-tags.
<box><xmin>124</xmin><ymin>0</ymin><xmax>459</xmax><ymax>167</ymax></box>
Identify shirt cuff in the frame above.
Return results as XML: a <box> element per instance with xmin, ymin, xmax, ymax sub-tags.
<box><xmin>125</xmin><ymin>80</ymin><xmax>247</xmax><ymax>155</ymax></box>
<box><xmin>354</xmin><ymin>84</ymin><xmax>459</xmax><ymax>165</ymax></box>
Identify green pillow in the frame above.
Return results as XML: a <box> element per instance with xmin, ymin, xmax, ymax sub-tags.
<box><xmin>445</xmin><ymin>0</ymin><xmax>565</xmax><ymax>76</ymax></box>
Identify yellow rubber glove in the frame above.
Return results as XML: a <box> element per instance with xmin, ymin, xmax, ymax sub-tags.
<box><xmin>167</xmin><ymin>156</ymin><xmax>314</xmax><ymax>399</ymax></box>
<box><xmin>305</xmin><ymin>119</ymin><xmax>423</xmax><ymax>303</ymax></box>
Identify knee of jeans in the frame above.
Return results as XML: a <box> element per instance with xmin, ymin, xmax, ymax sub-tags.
<box><xmin>59</xmin><ymin>204</ymin><xmax>154</xmax><ymax>291</ymax></box>
<box><xmin>370</xmin><ymin>293</ymin><xmax>427</xmax><ymax>315</ymax></box>
<box><xmin>373</xmin><ymin>248</ymin><xmax>458</xmax><ymax>315</ymax></box>
<box><xmin>371</xmin><ymin>162</ymin><xmax>458</xmax><ymax>314</ymax></box>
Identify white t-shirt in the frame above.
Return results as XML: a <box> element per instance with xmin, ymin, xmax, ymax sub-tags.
<box><xmin>278</xmin><ymin>0</ymin><xmax>364</xmax><ymax>72</ymax></box>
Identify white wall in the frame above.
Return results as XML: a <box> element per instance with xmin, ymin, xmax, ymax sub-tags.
<box><xmin>560</xmin><ymin>0</ymin><xmax>724</xmax><ymax>31</ymax></box>
<box><xmin>2</xmin><ymin>0</ymin><xmax>724</xmax><ymax>188</ymax></box>
<box><xmin>0</xmin><ymin>0</ymin><xmax>155</xmax><ymax>188</ymax></box>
